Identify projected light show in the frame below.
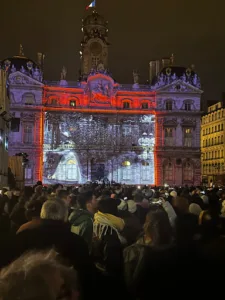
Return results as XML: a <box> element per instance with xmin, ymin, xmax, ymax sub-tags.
<box><xmin>43</xmin><ymin>112</ymin><xmax>155</xmax><ymax>185</ymax></box>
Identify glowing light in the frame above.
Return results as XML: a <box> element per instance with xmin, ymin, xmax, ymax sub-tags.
<box><xmin>122</xmin><ymin>161</ymin><xmax>131</xmax><ymax>166</ymax></box>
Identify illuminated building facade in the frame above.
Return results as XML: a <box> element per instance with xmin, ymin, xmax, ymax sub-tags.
<box><xmin>201</xmin><ymin>101</ymin><xmax>225</xmax><ymax>185</ymax></box>
<box><xmin>0</xmin><ymin>68</ymin><xmax>10</xmax><ymax>187</ymax></box>
<box><xmin>1</xmin><ymin>11</ymin><xmax>202</xmax><ymax>186</ymax></box>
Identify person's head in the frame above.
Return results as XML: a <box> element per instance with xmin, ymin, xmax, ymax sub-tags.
<box><xmin>189</xmin><ymin>187</ymin><xmax>196</xmax><ymax>196</ymax></box>
<box><xmin>12</xmin><ymin>188</ymin><xmax>20</xmax><ymax>197</ymax></box>
<box><xmin>189</xmin><ymin>203</ymin><xmax>202</xmax><ymax>216</ymax></box>
<box><xmin>172</xmin><ymin>196</ymin><xmax>189</xmax><ymax>215</ymax></box>
<box><xmin>41</xmin><ymin>199</ymin><xmax>68</xmax><ymax>222</ymax></box>
<box><xmin>35</xmin><ymin>185</ymin><xmax>43</xmax><ymax>194</ymax></box>
<box><xmin>98</xmin><ymin>198</ymin><xmax>118</xmax><ymax>216</ymax></box>
<box><xmin>143</xmin><ymin>205</ymin><xmax>173</xmax><ymax>246</ymax></box>
<box><xmin>134</xmin><ymin>191</ymin><xmax>144</xmax><ymax>203</ymax></box>
<box><xmin>57</xmin><ymin>190</ymin><xmax>70</xmax><ymax>206</ymax></box>
<box><xmin>25</xmin><ymin>199</ymin><xmax>43</xmax><ymax>221</ymax></box>
<box><xmin>0</xmin><ymin>250</ymin><xmax>78</xmax><ymax>300</ymax></box>
<box><xmin>77</xmin><ymin>191</ymin><xmax>97</xmax><ymax>214</ymax></box>
<box><xmin>36</xmin><ymin>181</ymin><xmax>43</xmax><ymax>186</ymax></box>
<box><xmin>52</xmin><ymin>184</ymin><xmax>63</xmax><ymax>194</ymax></box>
<box><xmin>170</xmin><ymin>190</ymin><xmax>177</xmax><ymax>198</ymax></box>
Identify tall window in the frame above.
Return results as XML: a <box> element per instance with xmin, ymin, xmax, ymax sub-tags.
<box><xmin>163</xmin><ymin>162</ymin><xmax>173</xmax><ymax>182</ymax></box>
<box><xmin>165</xmin><ymin>101</ymin><xmax>173</xmax><ymax>110</ymax></box>
<box><xmin>184</xmin><ymin>128</ymin><xmax>192</xmax><ymax>147</ymax></box>
<box><xmin>184</xmin><ymin>102</ymin><xmax>191</xmax><ymax>111</ymax></box>
<box><xmin>25</xmin><ymin>164</ymin><xmax>32</xmax><ymax>180</ymax></box>
<box><xmin>92</xmin><ymin>56</ymin><xmax>100</xmax><ymax>67</ymax></box>
<box><xmin>183</xmin><ymin>162</ymin><xmax>193</xmax><ymax>181</ymax></box>
<box><xmin>164</xmin><ymin>128</ymin><xmax>173</xmax><ymax>146</ymax></box>
<box><xmin>23</xmin><ymin>124</ymin><xmax>33</xmax><ymax>144</ymax></box>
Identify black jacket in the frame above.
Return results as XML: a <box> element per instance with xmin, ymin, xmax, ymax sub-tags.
<box><xmin>14</xmin><ymin>219</ymin><xmax>95</xmax><ymax>299</ymax></box>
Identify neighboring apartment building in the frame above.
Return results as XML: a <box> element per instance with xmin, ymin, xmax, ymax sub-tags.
<box><xmin>1</xmin><ymin>11</ymin><xmax>203</xmax><ymax>186</ymax></box>
<box><xmin>0</xmin><ymin>67</ymin><xmax>10</xmax><ymax>187</ymax></box>
<box><xmin>201</xmin><ymin>101</ymin><xmax>225</xmax><ymax>185</ymax></box>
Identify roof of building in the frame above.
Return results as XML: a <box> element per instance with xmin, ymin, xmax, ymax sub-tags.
<box><xmin>83</xmin><ymin>11</ymin><xmax>108</xmax><ymax>27</ymax></box>
<box><xmin>1</xmin><ymin>55</ymin><xmax>39</xmax><ymax>73</ymax></box>
<box><xmin>160</xmin><ymin>66</ymin><xmax>196</xmax><ymax>77</ymax></box>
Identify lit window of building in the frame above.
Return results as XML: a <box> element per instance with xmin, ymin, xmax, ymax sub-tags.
<box><xmin>70</xmin><ymin>100</ymin><xmax>76</xmax><ymax>107</ymax></box>
<box><xmin>164</xmin><ymin>128</ymin><xmax>174</xmax><ymax>146</ymax></box>
<box><xmin>184</xmin><ymin>128</ymin><xmax>192</xmax><ymax>147</ymax></box>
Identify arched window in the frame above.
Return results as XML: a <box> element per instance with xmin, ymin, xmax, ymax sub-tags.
<box><xmin>70</xmin><ymin>100</ymin><xmax>76</xmax><ymax>108</ymax></box>
<box><xmin>141</xmin><ymin>102</ymin><xmax>148</xmax><ymax>109</ymax></box>
<box><xmin>51</xmin><ymin>98</ymin><xmax>58</xmax><ymax>105</ymax></box>
<box><xmin>183</xmin><ymin>162</ymin><xmax>193</xmax><ymax>181</ymax></box>
<box><xmin>22</xmin><ymin>93</ymin><xmax>35</xmax><ymax>105</ymax></box>
<box><xmin>123</xmin><ymin>101</ymin><xmax>130</xmax><ymax>109</ymax></box>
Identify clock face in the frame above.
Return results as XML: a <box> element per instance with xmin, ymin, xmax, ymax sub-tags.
<box><xmin>90</xmin><ymin>42</ymin><xmax>102</xmax><ymax>56</ymax></box>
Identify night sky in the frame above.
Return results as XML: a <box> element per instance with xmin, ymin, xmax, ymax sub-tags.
<box><xmin>1</xmin><ymin>0</ymin><xmax>225</xmax><ymax>100</ymax></box>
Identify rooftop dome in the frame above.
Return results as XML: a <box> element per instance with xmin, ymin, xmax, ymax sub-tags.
<box><xmin>1</xmin><ymin>46</ymin><xmax>43</xmax><ymax>82</ymax></box>
<box><xmin>83</xmin><ymin>11</ymin><xmax>107</xmax><ymax>27</ymax></box>
<box><xmin>1</xmin><ymin>55</ymin><xmax>39</xmax><ymax>73</ymax></box>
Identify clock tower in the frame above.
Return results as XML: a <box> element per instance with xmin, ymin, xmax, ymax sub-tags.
<box><xmin>81</xmin><ymin>11</ymin><xmax>109</xmax><ymax>77</ymax></box>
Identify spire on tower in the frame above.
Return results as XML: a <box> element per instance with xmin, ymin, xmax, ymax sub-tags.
<box><xmin>19</xmin><ymin>44</ymin><xmax>24</xmax><ymax>56</ymax></box>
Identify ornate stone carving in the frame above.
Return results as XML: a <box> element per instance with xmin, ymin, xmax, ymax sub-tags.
<box><xmin>163</xmin><ymin>118</ymin><xmax>178</xmax><ymax>127</ymax></box>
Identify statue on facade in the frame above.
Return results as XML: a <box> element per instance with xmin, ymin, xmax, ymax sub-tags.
<box><xmin>133</xmin><ymin>70</ymin><xmax>139</xmax><ymax>84</ymax></box>
<box><xmin>11</xmin><ymin>64</ymin><xmax>16</xmax><ymax>73</ymax></box>
<box><xmin>159</xmin><ymin>73</ymin><xmax>164</xmax><ymax>85</ymax></box>
<box><xmin>193</xmin><ymin>74</ymin><xmax>198</xmax><ymax>86</ymax></box>
<box><xmin>97</xmin><ymin>62</ymin><xmax>105</xmax><ymax>72</ymax></box>
<box><xmin>171</xmin><ymin>73</ymin><xmax>177</xmax><ymax>81</ymax></box>
<box><xmin>181</xmin><ymin>73</ymin><xmax>186</xmax><ymax>82</ymax></box>
<box><xmin>33</xmin><ymin>67</ymin><xmax>40</xmax><ymax>78</ymax></box>
<box><xmin>61</xmin><ymin>66</ymin><xmax>67</xmax><ymax>80</ymax></box>
<box><xmin>20</xmin><ymin>66</ymin><xmax>25</xmax><ymax>73</ymax></box>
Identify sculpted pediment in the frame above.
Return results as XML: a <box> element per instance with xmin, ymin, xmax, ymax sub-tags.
<box><xmin>155</xmin><ymin>80</ymin><xmax>203</xmax><ymax>94</ymax></box>
<box><xmin>8</xmin><ymin>71</ymin><xmax>43</xmax><ymax>86</ymax></box>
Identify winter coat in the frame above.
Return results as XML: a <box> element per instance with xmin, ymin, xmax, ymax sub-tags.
<box><xmin>123</xmin><ymin>243</ymin><xmax>177</xmax><ymax>299</ymax></box>
<box><xmin>69</xmin><ymin>209</ymin><xmax>93</xmax><ymax>250</ymax></box>
<box><xmin>14</xmin><ymin>219</ymin><xmax>95</xmax><ymax>300</ymax></box>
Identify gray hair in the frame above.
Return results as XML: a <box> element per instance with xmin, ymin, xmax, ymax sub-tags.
<box><xmin>0</xmin><ymin>250</ymin><xmax>77</xmax><ymax>300</ymax></box>
<box><xmin>40</xmin><ymin>199</ymin><xmax>68</xmax><ymax>222</ymax></box>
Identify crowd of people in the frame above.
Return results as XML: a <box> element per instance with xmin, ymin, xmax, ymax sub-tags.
<box><xmin>0</xmin><ymin>182</ymin><xmax>225</xmax><ymax>299</ymax></box>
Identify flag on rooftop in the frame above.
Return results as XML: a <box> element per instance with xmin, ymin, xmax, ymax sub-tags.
<box><xmin>86</xmin><ymin>0</ymin><xmax>96</xmax><ymax>10</ymax></box>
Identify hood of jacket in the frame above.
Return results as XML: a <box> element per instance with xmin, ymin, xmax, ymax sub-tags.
<box><xmin>69</xmin><ymin>209</ymin><xmax>93</xmax><ymax>226</ymax></box>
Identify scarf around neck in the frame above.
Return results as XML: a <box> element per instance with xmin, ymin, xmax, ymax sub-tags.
<box><xmin>94</xmin><ymin>211</ymin><xmax>126</xmax><ymax>244</ymax></box>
